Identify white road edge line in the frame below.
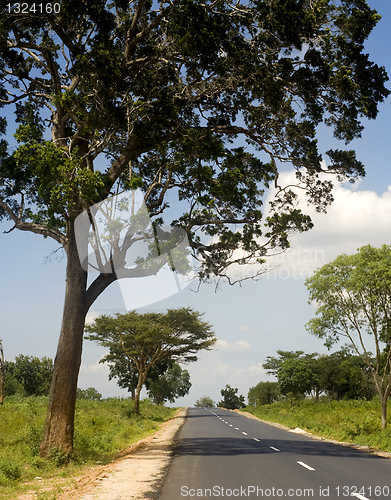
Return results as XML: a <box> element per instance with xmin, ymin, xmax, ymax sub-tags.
<box><xmin>352</xmin><ymin>494</ymin><xmax>370</xmax><ymax>500</ymax></box>
<box><xmin>270</xmin><ymin>446</ymin><xmax>280</xmax><ymax>452</ymax></box>
<box><xmin>242</xmin><ymin>432</ymin><xmax>248</xmax><ymax>435</ymax></box>
<box><xmin>297</xmin><ymin>461</ymin><xmax>315</xmax><ymax>471</ymax></box>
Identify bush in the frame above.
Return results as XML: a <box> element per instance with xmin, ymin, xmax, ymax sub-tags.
<box><xmin>0</xmin><ymin>460</ymin><xmax>21</xmax><ymax>481</ymax></box>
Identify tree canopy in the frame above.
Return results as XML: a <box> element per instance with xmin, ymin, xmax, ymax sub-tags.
<box><xmin>195</xmin><ymin>396</ymin><xmax>215</xmax><ymax>408</ymax></box>
<box><xmin>1</xmin><ymin>0</ymin><xmax>389</xmax><ymax>279</ymax></box>
<box><xmin>248</xmin><ymin>381</ymin><xmax>280</xmax><ymax>406</ymax></box>
<box><xmin>86</xmin><ymin>307</ymin><xmax>215</xmax><ymax>412</ymax></box>
<box><xmin>4</xmin><ymin>355</ymin><xmax>53</xmax><ymax>397</ymax></box>
<box><xmin>0</xmin><ymin>0</ymin><xmax>389</xmax><ymax>456</ymax></box>
<box><xmin>218</xmin><ymin>384</ymin><xmax>245</xmax><ymax>409</ymax></box>
<box><xmin>306</xmin><ymin>244</ymin><xmax>391</xmax><ymax>428</ymax></box>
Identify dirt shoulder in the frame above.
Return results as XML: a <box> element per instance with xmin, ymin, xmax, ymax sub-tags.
<box><xmin>56</xmin><ymin>407</ymin><xmax>188</xmax><ymax>500</ymax></box>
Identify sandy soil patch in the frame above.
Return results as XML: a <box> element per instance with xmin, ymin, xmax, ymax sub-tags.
<box><xmin>60</xmin><ymin>407</ymin><xmax>188</xmax><ymax>500</ymax></box>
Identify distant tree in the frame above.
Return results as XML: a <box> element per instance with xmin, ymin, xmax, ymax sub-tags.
<box><xmin>306</xmin><ymin>244</ymin><xmax>391</xmax><ymax>428</ymax></box>
<box><xmin>218</xmin><ymin>385</ymin><xmax>245</xmax><ymax>410</ymax></box>
<box><xmin>248</xmin><ymin>381</ymin><xmax>280</xmax><ymax>406</ymax></box>
<box><xmin>318</xmin><ymin>349</ymin><xmax>375</xmax><ymax>401</ymax></box>
<box><xmin>277</xmin><ymin>358</ymin><xmax>319</xmax><ymax>399</ymax></box>
<box><xmin>5</xmin><ymin>355</ymin><xmax>53</xmax><ymax>396</ymax></box>
<box><xmin>86</xmin><ymin>308</ymin><xmax>216</xmax><ymax>412</ymax></box>
<box><xmin>76</xmin><ymin>387</ymin><xmax>102</xmax><ymax>401</ymax></box>
<box><xmin>195</xmin><ymin>396</ymin><xmax>215</xmax><ymax>408</ymax></box>
<box><xmin>147</xmin><ymin>363</ymin><xmax>191</xmax><ymax>405</ymax></box>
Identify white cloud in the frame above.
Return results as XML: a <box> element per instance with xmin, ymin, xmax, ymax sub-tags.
<box><xmin>216</xmin><ymin>339</ymin><xmax>251</xmax><ymax>351</ymax></box>
<box><xmin>85</xmin><ymin>311</ymin><xmax>101</xmax><ymax>325</ymax></box>
<box><xmin>223</xmin><ymin>172</ymin><xmax>391</xmax><ymax>281</ymax></box>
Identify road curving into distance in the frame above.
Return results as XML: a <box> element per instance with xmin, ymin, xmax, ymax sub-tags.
<box><xmin>158</xmin><ymin>407</ymin><xmax>391</xmax><ymax>500</ymax></box>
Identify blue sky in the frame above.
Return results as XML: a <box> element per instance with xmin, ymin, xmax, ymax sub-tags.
<box><xmin>1</xmin><ymin>0</ymin><xmax>391</xmax><ymax>406</ymax></box>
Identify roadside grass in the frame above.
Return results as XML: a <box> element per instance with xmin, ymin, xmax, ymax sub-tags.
<box><xmin>0</xmin><ymin>395</ymin><xmax>177</xmax><ymax>500</ymax></box>
<box><xmin>243</xmin><ymin>397</ymin><xmax>391</xmax><ymax>452</ymax></box>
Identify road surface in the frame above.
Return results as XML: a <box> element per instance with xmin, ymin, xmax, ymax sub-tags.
<box><xmin>158</xmin><ymin>407</ymin><xmax>391</xmax><ymax>499</ymax></box>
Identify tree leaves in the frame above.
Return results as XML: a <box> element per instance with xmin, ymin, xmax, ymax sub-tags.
<box><xmin>0</xmin><ymin>0</ymin><xmax>389</xmax><ymax>279</ymax></box>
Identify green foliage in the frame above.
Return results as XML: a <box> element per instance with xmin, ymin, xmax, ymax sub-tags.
<box><xmin>194</xmin><ymin>396</ymin><xmax>215</xmax><ymax>407</ymax></box>
<box><xmin>76</xmin><ymin>387</ymin><xmax>102</xmax><ymax>401</ymax></box>
<box><xmin>147</xmin><ymin>363</ymin><xmax>191</xmax><ymax>405</ymax></box>
<box><xmin>4</xmin><ymin>355</ymin><xmax>53</xmax><ymax>396</ymax></box>
<box><xmin>317</xmin><ymin>349</ymin><xmax>376</xmax><ymax>401</ymax></box>
<box><xmin>248</xmin><ymin>381</ymin><xmax>280</xmax><ymax>406</ymax></box>
<box><xmin>277</xmin><ymin>358</ymin><xmax>319</xmax><ymax>397</ymax></box>
<box><xmin>244</xmin><ymin>398</ymin><xmax>391</xmax><ymax>452</ymax></box>
<box><xmin>0</xmin><ymin>396</ymin><xmax>176</xmax><ymax>498</ymax></box>
<box><xmin>218</xmin><ymin>385</ymin><xmax>245</xmax><ymax>410</ymax></box>
<box><xmin>306</xmin><ymin>245</ymin><xmax>391</xmax><ymax>426</ymax></box>
<box><xmin>263</xmin><ymin>350</ymin><xmax>318</xmax><ymax>376</ymax></box>
<box><xmin>1</xmin><ymin>0</ymin><xmax>389</xmax><ymax>279</ymax></box>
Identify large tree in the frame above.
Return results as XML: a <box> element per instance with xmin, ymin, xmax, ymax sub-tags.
<box><xmin>0</xmin><ymin>0</ymin><xmax>389</xmax><ymax>456</ymax></box>
<box><xmin>86</xmin><ymin>307</ymin><xmax>215</xmax><ymax>412</ymax></box>
<box><xmin>306</xmin><ymin>244</ymin><xmax>391</xmax><ymax>428</ymax></box>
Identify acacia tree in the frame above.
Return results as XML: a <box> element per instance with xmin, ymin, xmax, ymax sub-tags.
<box><xmin>0</xmin><ymin>1</ymin><xmax>389</xmax><ymax>456</ymax></box>
<box><xmin>86</xmin><ymin>307</ymin><xmax>215</xmax><ymax>412</ymax></box>
<box><xmin>306</xmin><ymin>244</ymin><xmax>391</xmax><ymax>428</ymax></box>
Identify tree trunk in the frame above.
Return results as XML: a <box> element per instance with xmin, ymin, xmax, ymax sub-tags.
<box><xmin>40</xmin><ymin>227</ymin><xmax>87</xmax><ymax>457</ymax></box>
<box><xmin>381</xmin><ymin>395</ymin><xmax>387</xmax><ymax>430</ymax></box>
<box><xmin>134</xmin><ymin>369</ymin><xmax>149</xmax><ymax>413</ymax></box>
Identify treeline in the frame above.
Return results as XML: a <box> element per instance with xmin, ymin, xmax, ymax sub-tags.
<box><xmin>248</xmin><ymin>348</ymin><xmax>377</xmax><ymax>405</ymax></box>
<box><xmin>3</xmin><ymin>355</ymin><xmax>53</xmax><ymax>397</ymax></box>
<box><xmin>2</xmin><ymin>354</ymin><xmax>191</xmax><ymax>406</ymax></box>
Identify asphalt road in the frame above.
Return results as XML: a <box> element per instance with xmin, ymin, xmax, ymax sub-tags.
<box><xmin>158</xmin><ymin>407</ymin><xmax>391</xmax><ymax>500</ymax></box>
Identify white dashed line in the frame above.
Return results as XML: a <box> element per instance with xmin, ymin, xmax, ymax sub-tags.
<box><xmin>270</xmin><ymin>446</ymin><xmax>280</xmax><ymax>452</ymax></box>
<box><xmin>297</xmin><ymin>461</ymin><xmax>315</xmax><ymax>471</ymax></box>
<box><xmin>229</xmin><ymin>424</ymin><xmax>233</xmax><ymax>427</ymax></box>
<box><xmin>253</xmin><ymin>438</ymin><xmax>260</xmax><ymax>442</ymax></box>
<box><xmin>242</xmin><ymin>432</ymin><xmax>248</xmax><ymax>436</ymax></box>
<box><xmin>235</xmin><ymin>427</ymin><xmax>239</xmax><ymax>430</ymax></box>
<box><xmin>352</xmin><ymin>495</ymin><xmax>370</xmax><ymax>500</ymax></box>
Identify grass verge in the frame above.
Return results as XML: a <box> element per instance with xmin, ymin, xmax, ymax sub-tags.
<box><xmin>0</xmin><ymin>396</ymin><xmax>178</xmax><ymax>500</ymax></box>
<box><xmin>243</xmin><ymin>397</ymin><xmax>391</xmax><ymax>452</ymax></box>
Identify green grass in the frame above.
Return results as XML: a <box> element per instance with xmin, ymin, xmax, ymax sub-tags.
<box><xmin>243</xmin><ymin>397</ymin><xmax>391</xmax><ymax>451</ymax></box>
<box><xmin>0</xmin><ymin>395</ymin><xmax>178</xmax><ymax>499</ymax></box>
